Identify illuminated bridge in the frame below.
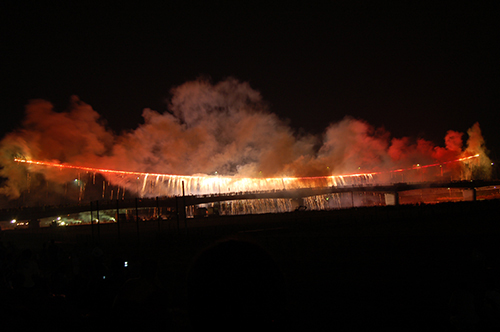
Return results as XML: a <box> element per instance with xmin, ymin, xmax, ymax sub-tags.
<box><xmin>1</xmin><ymin>180</ymin><xmax>499</xmax><ymax>223</ymax></box>
<box><xmin>13</xmin><ymin>154</ymin><xmax>481</xmax><ymax>198</ymax></box>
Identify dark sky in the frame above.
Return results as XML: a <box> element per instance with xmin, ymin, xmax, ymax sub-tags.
<box><xmin>1</xmin><ymin>2</ymin><xmax>499</xmax><ymax>158</ymax></box>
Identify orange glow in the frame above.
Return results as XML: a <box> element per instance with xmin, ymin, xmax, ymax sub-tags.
<box><xmin>13</xmin><ymin>154</ymin><xmax>481</xmax><ymax>196</ymax></box>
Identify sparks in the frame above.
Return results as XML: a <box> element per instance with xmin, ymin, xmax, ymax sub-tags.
<box><xmin>13</xmin><ymin>154</ymin><xmax>481</xmax><ymax>196</ymax></box>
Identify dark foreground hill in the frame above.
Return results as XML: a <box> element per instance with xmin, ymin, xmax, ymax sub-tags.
<box><xmin>1</xmin><ymin>199</ymin><xmax>500</xmax><ymax>331</ymax></box>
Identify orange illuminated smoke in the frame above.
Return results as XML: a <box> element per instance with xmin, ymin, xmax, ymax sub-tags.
<box><xmin>14</xmin><ymin>154</ymin><xmax>480</xmax><ymax>197</ymax></box>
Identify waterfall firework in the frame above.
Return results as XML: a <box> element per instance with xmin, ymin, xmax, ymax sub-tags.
<box><xmin>0</xmin><ymin>79</ymin><xmax>492</xmax><ymax>206</ymax></box>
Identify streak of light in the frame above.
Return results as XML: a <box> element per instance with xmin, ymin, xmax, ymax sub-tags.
<box><xmin>13</xmin><ymin>153</ymin><xmax>480</xmax><ymax>181</ymax></box>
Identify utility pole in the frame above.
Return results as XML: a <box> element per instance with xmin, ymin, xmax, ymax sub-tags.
<box><xmin>182</xmin><ymin>181</ymin><xmax>187</xmax><ymax>233</ymax></box>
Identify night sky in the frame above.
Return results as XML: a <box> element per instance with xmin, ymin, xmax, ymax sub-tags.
<box><xmin>1</xmin><ymin>2</ymin><xmax>498</xmax><ymax>159</ymax></box>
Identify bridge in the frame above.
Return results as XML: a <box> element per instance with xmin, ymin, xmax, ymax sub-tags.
<box><xmin>1</xmin><ymin>180</ymin><xmax>499</xmax><ymax>223</ymax></box>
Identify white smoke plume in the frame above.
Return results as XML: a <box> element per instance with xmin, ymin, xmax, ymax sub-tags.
<box><xmin>0</xmin><ymin>77</ymin><xmax>491</xmax><ymax>200</ymax></box>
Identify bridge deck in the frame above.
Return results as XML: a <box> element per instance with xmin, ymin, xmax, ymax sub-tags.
<box><xmin>1</xmin><ymin>180</ymin><xmax>499</xmax><ymax>222</ymax></box>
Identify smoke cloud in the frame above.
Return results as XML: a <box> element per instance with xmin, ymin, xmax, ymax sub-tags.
<box><xmin>0</xmin><ymin>78</ymin><xmax>491</xmax><ymax>200</ymax></box>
